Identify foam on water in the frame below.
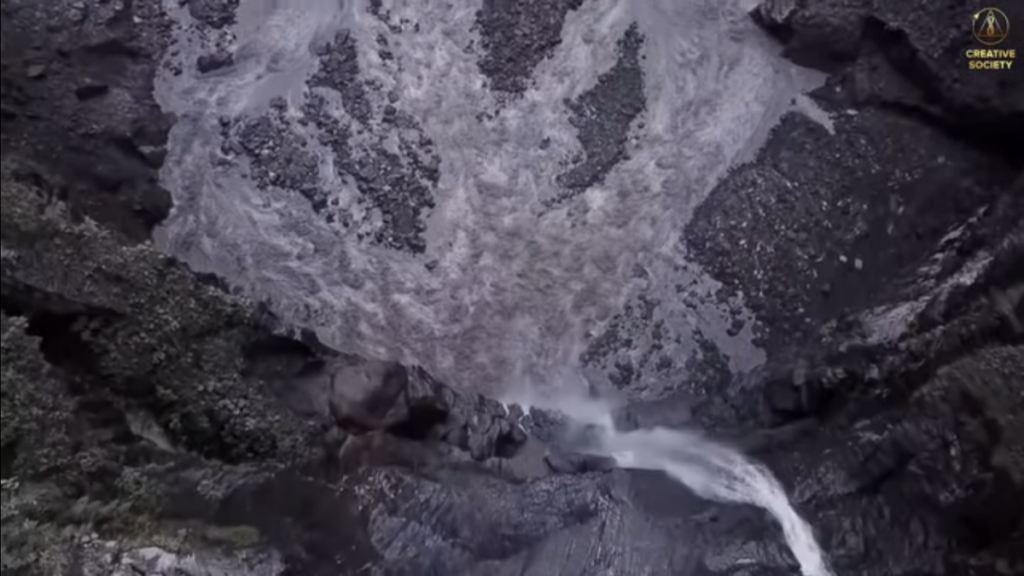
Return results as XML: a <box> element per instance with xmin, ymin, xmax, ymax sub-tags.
<box><xmin>154</xmin><ymin>0</ymin><xmax>827</xmax><ymax>398</ymax></box>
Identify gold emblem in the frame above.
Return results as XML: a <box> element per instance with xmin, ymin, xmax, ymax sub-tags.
<box><xmin>973</xmin><ymin>7</ymin><xmax>1010</xmax><ymax>46</ymax></box>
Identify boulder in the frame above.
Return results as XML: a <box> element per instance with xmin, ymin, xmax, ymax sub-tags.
<box><xmin>196</xmin><ymin>51</ymin><xmax>234</xmax><ymax>74</ymax></box>
<box><xmin>328</xmin><ymin>359</ymin><xmax>410</xmax><ymax>431</ymax></box>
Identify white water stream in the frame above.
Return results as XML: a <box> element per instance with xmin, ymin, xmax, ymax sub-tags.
<box><xmin>527</xmin><ymin>389</ymin><xmax>836</xmax><ymax>576</ymax></box>
<box><xmin>607</xmin><ymin>427</ymin><xmax>835</xmax><ymax>576</ymax></box>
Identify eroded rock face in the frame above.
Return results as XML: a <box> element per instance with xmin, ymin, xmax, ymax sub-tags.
<box><xmin>753</xmin><ymin>0</ymin><xmax>1024</xmax><ymax>150</ymax></box>
<box><xmin>684</xmin><ymin>107</ymin><xmax>1017</xmax><ymax>357</ymax></box>
<box><xmin>0</xmin><ymin>172</ymin><xmax>538</xmax><ymax>574</ymax></box>
<box><xmin>0</xmin><ymin>0</ymin><xmax>173</xmax><ymax>242</ymax></box>
<box><xmin>329</xmin><ymin>359</ymin><xmax>409</xmax><ymax>430</ymax></box>
<box><xmin>4</xmin><ymin>163</ymin><xmax>1019</xmax><ymax>576</ymax></box>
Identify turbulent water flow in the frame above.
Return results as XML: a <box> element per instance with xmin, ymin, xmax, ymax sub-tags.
<box><xmin>536</xmin><ymin>392</ymin><xmax>835</xmax><ymax>575</ymax></box>
<box><xmin>154</xmin><ymin>0</ymin><xmax>826</xmax><ymax>398</ymax></box>
<box><xmin>606</xmin><ymin>428</ymin><xmax>835</xmax><ymax>576</ymax></box>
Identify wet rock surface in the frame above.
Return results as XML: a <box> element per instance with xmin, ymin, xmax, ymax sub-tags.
<box><xmin>0</xmin><ymin>170</ymin><xmax>541</xmax><ymax>574</ymax></box>
<box><xmin>552</xmin><ymin>24</ymin><xmax>646</xmax><ymax>205</ymax></box>
<box><xmin>306</xmin><ymin>31</ymin><xmax>442</xmax><ymax>253</ymax></box>
<box><xmin>308</xmin><ymin>31</ymin><xmax>373</xmax><ymax>125</ymax></box>
<box><xmin>475</xmin><ymin>0</ymin><xmax>586</xmax><ymax>94</ymax></box>
<box><xmin>196</xmin><ymin>50</ymin><xmax>234</xmax><ymax>74</ymax></box>
<box><xmin>186</xmin><ymin>0</ymin><xmax>240</xmax><ymax>30</ymax></box>
<box><xmin>231</xmin><ymin>112</ymin><xmax>325</xmax><ymax>209</ymax></box>
<box><xmin>206</xmin><ymin>28</ymin><xmax>442</xmax><ymax>254</ymax></box>
<box><xmin>2</xmin><ymin>1</ymin><xmax>1023</xmax><ymax>576</ymax></box>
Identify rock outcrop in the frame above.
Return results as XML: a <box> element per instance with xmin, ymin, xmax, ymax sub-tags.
<box><xmin>753</xmin><ymin>0</ymin><xmax>1024</xmax><ymax>151</ymax></box>
<box><xmin>0</xmin><ymin>171</ymin><xmax>541</xmax><ymax>574</ymax></box>
<box><xmin>0</xmin><ymin>0</ymin><xmax>173</xmax><ymax>242</ymax></box>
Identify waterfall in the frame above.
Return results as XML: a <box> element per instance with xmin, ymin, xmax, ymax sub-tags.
<box><xmin>522</xmin><ymin>389</ymin><xmax>835</xmax><ymax>576</ymax></box>
<box><xmin>603</xmin><ymin>426</ymin><xmax>835</xmax><ymax>576</ymax></box>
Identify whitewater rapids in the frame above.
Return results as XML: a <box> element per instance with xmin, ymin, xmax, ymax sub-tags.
<box><xmin>154</xmin><ymin>0</ymin><xmax>827</xmax><ymax>398</ymax></box>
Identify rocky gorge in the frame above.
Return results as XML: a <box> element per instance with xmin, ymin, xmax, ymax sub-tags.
<box><xmin>1</xmin><ymin>0</ymin><xmax>1021</xmax><ymax>575</ymax></box>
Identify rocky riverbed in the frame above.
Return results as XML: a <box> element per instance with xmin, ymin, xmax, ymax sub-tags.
<box><xmin>2</xmin><ymin>0</ymin><xmax>1021</xmax><ymax>575</ymax></box>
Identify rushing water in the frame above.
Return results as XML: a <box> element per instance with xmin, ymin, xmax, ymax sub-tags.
<box><xmin>606</xmin><ymin>428</ymin><xmax>835</xmax><ymax>576</ymax></box>
<box><xmin>526</xmin><ymin>389</ymin><xmax>835</xmax><ymax>576</ymax></box>
<box><xmin>156</xmin><ymin>0</ymin><xmax>835</xmax><ymax>571</ymax></box>
<box><xmin>154</xmin><ymin>0</ymin><xmax>826</xmax><ymax>398</ymax></box>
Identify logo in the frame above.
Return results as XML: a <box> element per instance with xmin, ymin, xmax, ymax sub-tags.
<box><xmin>967</xmin><ymin>7</ymin><xmax>1015</xmax><ymax>70</ymax></box>
<box><xmin>973</xmin><ymin>7</ymin><xmax>1010</xmax><ymax>46</ymax></box>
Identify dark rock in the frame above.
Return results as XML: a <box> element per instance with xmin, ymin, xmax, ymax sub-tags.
<box><xmin>269</xmin><ymin>96</ymin><xmax>288</xmax><ymax>113</ymax></box>
<box><xmin>1</xmin><ymin>0</ymin><xmax>174</xmax><ymax>242</ymax></box>
<box><xmin>1</xmin><ymin>175</ymin><xmax>322</xmax><ymax>468</ymax></box>
<box><xmin>382</xmin><ymin>365</ymin><xmax>452</xmax><ymax>437</ymax></box>
<box><xmin>74</xmin><ymin>82</ymin><xmax>109</xmax><ymax>100</ymax></box>
<box><xmin>168</xmin><ymin>468</ymin><xmax>379</xmax><ymax>574</ymax></box>
<box><xmin>757</xmin><ymin>0</ymin><xmax>866</xmax><ymax>70</ymax></box>
<box><xmin>303</xmin><ymin>45</ymin><xmax>439</xmax><ymax>253</ymax></box>
<box><xmin>328</xmin><ymin>360</ymin><xmax>409</xmax><ymax>431</ymax></box>
<box><xmin>187</xmin><ymin>0</ymin><xmax>240</xmax><ymax>29</ymax></box>
<box><xmin>309</xmin><ymin>32</ymin><xmax>372</xmax><ymax>124</ymax></box>
<box><xmin>685</xmin><ymin>107</ymin><xmax>1016</xmax><ymax>357</ymax></box>
<box><xmin>475</xmin><ymin>0</ymin><xmax>585</xmax><ymax>94</ymax></box>
<box><xmin>196</xmin><ymin>51</ymin><xmax>234</xmax><ymax>73</ymax></box>
<box><xmin>764</xmin><ymin>378</ymin><xmax>802</xmax><ymax>417</ymax></box>
<box><xmin>232</xmin><ymin>114</ymin><xmax>325</xmax><ymax>206</ymax></box>
<box><xmin>468</xmin><ymin>422</ymin><xmax>500</xmax><ymax>461</ymax></box>
<box><xmin>3</xmin><ymin>0</ymin><xmax>1024</xmax><ymax>574</ymax></box>
<box><xmin>761</xmin><ymin>370</ymin><xmax>832</xmax><ymax>425</ymax></box>
<box><xmin>751</xmin><ymin>0</ymin><xmax>1024</xmax><ymax>152</ymax></box>
<box><xmin>552</xmin><ymin>24</ymin><xmax>646</xmax><ymax>204</ymax></box>
<box><xmin>752</xmin><ymin>0</ymin><xmax>797</xmax><ymax>32</ymax></box>
<box><xmin>727</xmin><ymin>317</ymin><xmax>746</xmax><ymax>337</ymax></box>
<box><xmin>382</xmin><ymin>368</ymin><xmax>530</xmax><ymax>460</ymax></box>
<box><xmin>544</xmin><ymin>450</ymin><xmax>616</xmax><ymax>475</ymax></box>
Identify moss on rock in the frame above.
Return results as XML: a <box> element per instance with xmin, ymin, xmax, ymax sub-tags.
<box><xmin>1</xmin><ymin>315</ymin><xmax>75</xmax><ymax>480</ymax></box>
<box><xmin>1</xmin><ymin>174</ymin><xmax>322</xmax><ymax>464</ymax></box>
<box><xmin>0</xmin><ymin>172</ymin><xmax>328</xmax><ymax>574</ymax></box>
